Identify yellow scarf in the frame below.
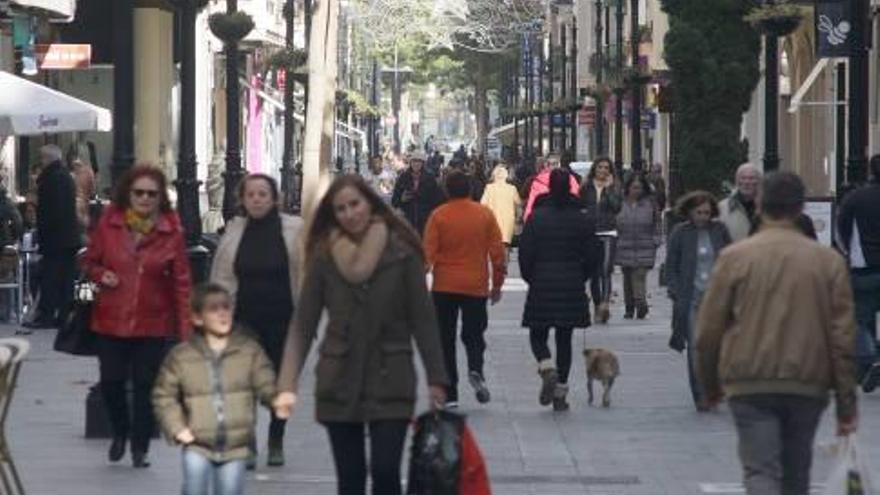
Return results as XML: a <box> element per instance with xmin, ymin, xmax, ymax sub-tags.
<box><xmin>124</xmin><ymin>209</ymin><xmax>155</xmax><ymax>235</ymax></box>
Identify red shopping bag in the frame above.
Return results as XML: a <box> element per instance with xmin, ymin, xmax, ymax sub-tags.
<box><xmin>459</xmin><ymin>425</ymin><xmax>491</xmax><ymax>495</ymax></box>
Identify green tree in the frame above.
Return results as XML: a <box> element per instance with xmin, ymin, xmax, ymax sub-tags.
<box><xmin>662</xmin><ymin>0</ymin><xmax>761</xmax><ymax>196</ymax></box>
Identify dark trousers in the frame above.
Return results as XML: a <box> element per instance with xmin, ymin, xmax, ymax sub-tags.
<box><xmin>37</xmin><ymin>249</ymin><xmax>76</xmax><ymax>322</ymax></box>
<box><xmin>852</xmin><ymin>271</ymin><xmax>880</xmax><ymax>378</ymax></box>
<box><xmin>239</xmin><ymin>312</ymin><xmax>290</xmax><ymax>443</ymax></box>
<box><xmin>590</xmin><ymin>236</ymin><xmax>617</xmax><ymax>306</ymax></box>
<box><xmin>432</xmin><ymin>292</ymin><xmax>488</xmax><ymax>402</ymax></box>
<box><xmin>323</xmin><ymin>420</ymin><xmax>409</xmax><ymax>495</ymax></box>
<box><xmin>621</xmin><ymin>267</ymin><xmax>649</xmax><ymax>310</ymax></box>
<box><xmin>97</xmin><ymin>335</ymin><xmax>168</xmax><ymax>453</ymax></box>
<box><xmin>729</xmin><ymin>395</ymin><xmax>827</xmax><ymax>495</ymax></box>
<box><xmin>529</xmin><ymin>327</ymin><xmax>574</xmax><ymax>383</ymax></box>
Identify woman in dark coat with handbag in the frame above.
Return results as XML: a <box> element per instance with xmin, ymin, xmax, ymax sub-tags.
<box><xmin>520</xmin><ymin>169</ymin><xmax>600</xmax><ymax>411</ymax></box>
<box><xmin>665</xmin><ymin>191</ymin><xmax>731</xmax><ymax>412</ymax></box>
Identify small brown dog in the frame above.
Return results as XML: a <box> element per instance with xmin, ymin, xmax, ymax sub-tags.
<box><xmin>584</xmin><ymin>348</ymin><xmax>620</xmax><ymax>407</ymax></box>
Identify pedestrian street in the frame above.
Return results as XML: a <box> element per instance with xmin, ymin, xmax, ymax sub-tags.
<box><xmin>6</xmin><ymin>264</ymin><xmax>880</xmax><ymax>494</ymax></box>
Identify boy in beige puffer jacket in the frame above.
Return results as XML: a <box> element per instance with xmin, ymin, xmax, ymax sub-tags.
<box><xmin>153</xmin><ymin>283</ymin><xmax>277</xmax><ymax>494</ymax></box>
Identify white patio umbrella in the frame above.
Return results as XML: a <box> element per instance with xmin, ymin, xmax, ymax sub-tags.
<box><xmin>0</xmin><ymin>71</ymin><xmax>112</xmax><ymax>136</ymax></box>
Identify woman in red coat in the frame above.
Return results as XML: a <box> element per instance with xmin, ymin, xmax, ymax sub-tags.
<box><xmin>82</xmin><ymin>164</ymin><xmax>192</xmax><ymax>468</ymax></box>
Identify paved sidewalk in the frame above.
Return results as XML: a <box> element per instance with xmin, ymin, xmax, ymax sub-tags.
<box><xmin>6</xmin><ymin>264</ymin><xmax>880</xmax><ymax>494</ymax></box>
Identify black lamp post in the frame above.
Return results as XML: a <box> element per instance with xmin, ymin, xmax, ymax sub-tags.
<box><xmin>549</xmin><ymin>33</ymin><xmax>556</xmax><ymax>154</ymax></box>
<box><xmin>174</xmin><ymin>0</ymin><xmax>209</xmax><ymax>282</ymax></box>
<box><xmin>513</xmin><ymin>57</ymin><xmax>520</xmax><ymax>160</ymax></box>
<box><xmin>220</xmin><ymin>0</ymin><xmax>248</xmax><ymax>221</ymax></box>
<box><xmin>613</xmin><ymin>0</ymin><xmax>624</xmax><ymax>176</ymax></box>
<box><xmin>570</xmin><ymin>21</ymin><xmax>577</xmax><ymax>153</ymax></box>
<box><xmin>629</xmin><ymin>0</ymin><xmax>644</xmax><ymax>172</ymax></box>
<box><xmin>762</xmin><ymin>14</ymin><xmax>780</xmax><ymax>172</ymax></box>
<box><xmin>526</xmin><ymin>34</ymin><xmax>534</xmax><ymax>157</ymax></box>
<box><xmin>111</xmin><ymin>0</ymin><xmax>135</xmax><ymax>185</ymax></box>
<box><xmin>280</xmin><ymin>0</ymin><xmax>296</xmax><ymax>213</ymax></box>
<box><xmin>594</xmin><ymin>0</ymin><xmax>605</xmax><ymax>155</ymax></box>
<box><xmin>538</xmin><ymin>34</ymin><xmax>545</xmax><ymax>157</ymax></box>
<box><xmin>847</xmin><ymin>0</ymin><xmax>869</xmax><ymax>184</ymax></box>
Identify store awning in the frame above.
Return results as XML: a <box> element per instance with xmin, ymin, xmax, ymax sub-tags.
<box><xmin>11</xmin><ymin>0</ymin><xmax>76</xmax><ymax>21</ymax></box>
<box><xmin>0</xmin><ymin>71</ymin><xmax>112</xmax><ymax>135</ymax></box>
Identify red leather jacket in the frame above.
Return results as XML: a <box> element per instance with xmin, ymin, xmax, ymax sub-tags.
<box><xmin>82</xmin><ymin>206</ymin><xmax>192</xmax><ymax>339</ymax></box>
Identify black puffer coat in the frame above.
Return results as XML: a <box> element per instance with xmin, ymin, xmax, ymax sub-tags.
<box><xmin>519</xmin><ymin>195</ymin><xmax>601</xmax><ymax>329</ymax></box>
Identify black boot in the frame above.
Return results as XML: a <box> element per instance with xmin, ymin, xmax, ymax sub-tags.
<box><xmin>636</xmin><ymin>302</ymin><xmax>649</xmax><ymax>320</ymax></box>
<box><xmin>623</xmin><ymin>306</ymin><xmax>634</xmax><ymax>319</ymax></box>
<box><xmin>108</xmin><ymin>436</ymin><xmax>126</xmax><ymax>462</ymax></box>
<box><xmin>132</xmin><ymin>450</ymin><xmax>150</xmax><ymax>468</ymax></box>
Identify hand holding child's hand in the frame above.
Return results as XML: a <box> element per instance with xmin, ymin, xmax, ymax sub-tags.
<box><xmin>273</xmin><ymin>392</ymin><xmax>297</xmax><ymax>420</ymax></box>
<box><xmin>175</xmin><ymin>428</ymin><xmax>195</xmax><ymax>445</ymax></box>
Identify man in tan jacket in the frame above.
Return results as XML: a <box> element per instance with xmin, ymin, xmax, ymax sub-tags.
<box><xmin>696</xmin><ymin>172</ymin><xmax>858</xmax><ymax>495</ymax></box>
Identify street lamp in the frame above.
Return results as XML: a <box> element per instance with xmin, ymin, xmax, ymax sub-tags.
<box><xmin>847</xmin><ymin>0</ymin><xmax>869</xmax><ymax>184</ymax></box>
<box><xmin>614</xmin><ymin>0</ymin><xmax>624</xmax><ymax>177</ymax></box>
<box><xmin>762</xmin><ymin>10</ymin><xmax>781</xmax><ymax>172</ymax></box>
<box><xmin>629</xmin><ymin>0</ymin><xmax>644</xmax><ymax>172</ymax></box>
<box><xmin>212</xmin><ymin>0</ymin><xmax>253</xmax><ymax>221</ymax></box>
<box><xmin>594</xmin><ymin>0</ymin><xmax>605</xmax><ymax>156</ymax></box>
<box><xmin>174</xmin><ymin>0</ymin><xmax>209</xmax><ymax>282</ymax></box>
<box><xmin>281</xmin><ymin>0</ymin><xmax>296</xmax><ymax>213</ymax></box>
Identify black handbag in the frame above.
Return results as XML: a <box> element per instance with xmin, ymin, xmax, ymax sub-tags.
<box><xmin>53</xmin><ymin>280</ymin><xmax>98</xmax><ymax>356</ymax></box>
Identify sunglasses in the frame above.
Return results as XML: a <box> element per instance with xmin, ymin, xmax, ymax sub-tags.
<box><xmin>132</xmin><ymin>188</ymin><xmax>160</xmax><ymax>199</ymax></box>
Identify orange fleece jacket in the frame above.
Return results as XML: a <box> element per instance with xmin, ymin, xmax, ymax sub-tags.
<box><xmin>424</xmin><ymin>199</ymin><xmax>507</xmax><ymax>297</ymax></box>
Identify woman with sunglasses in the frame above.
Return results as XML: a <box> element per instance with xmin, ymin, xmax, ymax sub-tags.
<box><xmin>211</xmin><ymin>173</ymin><xmax>303</xmax><ymax>468</ymax></box>
<box><xmin>82</xmin><ymin>164</ymin><xmax>192</xmax><ymax>468</ymax></box>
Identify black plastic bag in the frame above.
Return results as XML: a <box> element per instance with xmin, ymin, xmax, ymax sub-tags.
<box><xmin>406</xmin><ymin>409</ymin><xmax>465</xmax><ymax>495</ymax></box>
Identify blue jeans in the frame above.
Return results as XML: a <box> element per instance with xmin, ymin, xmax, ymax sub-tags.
<box><xmin>852</xmin><ymin>271</ymin><xmax>880</xmax><ymax>378</ymax></box>
<box><xmin>181</xmin><ymin>448</ymin><xmax>246</xmax><ymax>495</ymax></box>
<box><xmin>686</xmin><ymin>292</ymin><xmax>705</xmax><ymax>407</ymax></box>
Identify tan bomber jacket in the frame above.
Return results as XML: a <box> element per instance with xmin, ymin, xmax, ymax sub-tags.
<box><xmin>695</xmin><ymin>220</ymin><xmax>858</xmax><ymax>419</ymax></box>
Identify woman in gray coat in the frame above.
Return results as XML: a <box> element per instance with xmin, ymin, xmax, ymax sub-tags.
<box><xmin>665</xmin><ymin>191</ymin><xmax>731</xmax><ymax>412</ymax></box>
<box><xmin>615</xmin><ymin>174</ymin><xmax>661</xmax><ymax>319</ymax></box>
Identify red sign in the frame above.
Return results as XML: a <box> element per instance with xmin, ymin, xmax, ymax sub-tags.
<box><xmin>578</xmin><ymin>106</ymin><xmax>597</xmax><ymax>126</ymax></box>
<box><xmin>35</xmin><ymin>44</ymin><xmax>91</xmax><ymax>70</ymax></box>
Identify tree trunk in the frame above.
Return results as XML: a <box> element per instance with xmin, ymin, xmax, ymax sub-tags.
<box><xmin>474</xmin><ymin>67</ymin><xmax>489</xmax><ymax>157</ymax></box>
<box><xmin>302</xmin><ymin>0</ymin><xmax>339</xmax><ymax>218</ymax></box>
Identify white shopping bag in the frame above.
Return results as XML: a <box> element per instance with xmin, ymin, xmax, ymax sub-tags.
<box><xmin>822</xmin><ymin>436</ymin><xmax>874</xmax><ymax>495</ymax></box>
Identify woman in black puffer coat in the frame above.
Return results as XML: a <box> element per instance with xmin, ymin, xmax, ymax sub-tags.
<box><xmin>520</xmin><ymin>169</ymin><xmax>601</xmax><ymax>411</ymax></box>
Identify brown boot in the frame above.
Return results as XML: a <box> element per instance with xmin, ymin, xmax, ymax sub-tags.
<box><xmin>537</xmin><ymin>360</ymin><xmax>558</xmax><ymax>406</ymax></box>
<box><xmin>552</xmin><ymin>384</ymin><xmax>570</xmax><ymax>411</ymax></box>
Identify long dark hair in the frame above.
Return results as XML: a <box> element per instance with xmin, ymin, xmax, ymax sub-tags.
<box><xmin>587</xmin><ymin>156</ymin><xmax>615</xmax><ymax>183</ymax></box>
<box><xmin>623</xmin><ymin>173</ymin><xmax>652</xmax><ymax>201</ymax></box>
<box><xmin>548</xmin><ymin>168</ymin><xmax>573</xmax><ymax>207</ymax></box>
<box><xmin>112</xmin><ymin>163</ymin><xmax>172</xmax><ymax>212</ymax></box>
<box><xmin>305</xmin><ymin>175</ymin><xmax>424</xmax><ymax>268</ymax></box>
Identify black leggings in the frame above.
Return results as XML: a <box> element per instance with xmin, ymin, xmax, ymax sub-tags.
<box><xmin>324</xmin><ymin>420</ymin><xmax>410</xmax><ymax>495</ymax></box>
<box><xmin>590</xmin><ymin>236</ymin><xmax>617</xmax><ymax>306</ymax></box>
<box><xmin>529</xmin><ymin>327</ymin><xmax>574</xmax><ymax>383</ymax></box>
